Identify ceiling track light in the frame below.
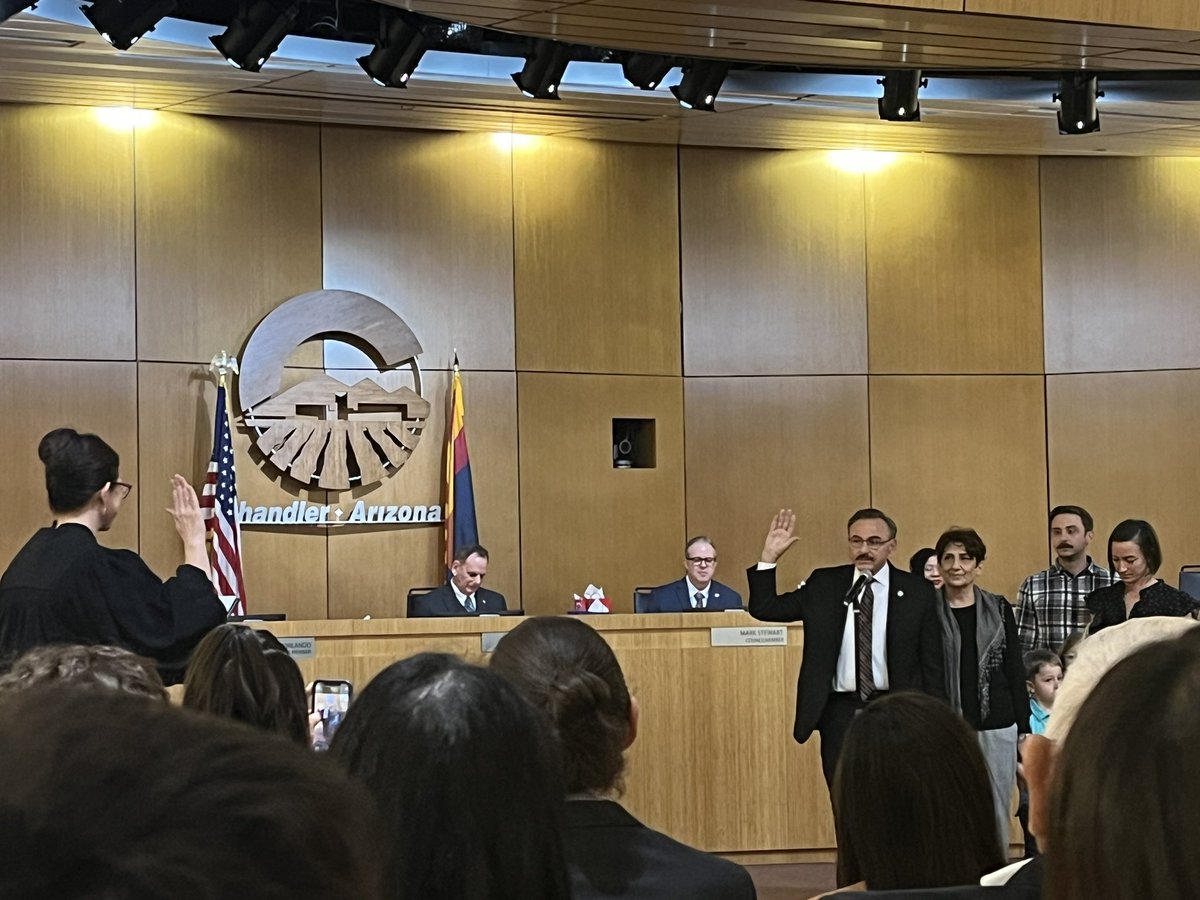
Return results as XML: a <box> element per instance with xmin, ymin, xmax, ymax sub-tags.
<box><xmin>357</xmin><ymin>13</ymin><xmax>433</xmax><ymax>88</ymax></box>
<box><xmin>877</xmin><ymin>69</ymin><xmax>927</xmax><ymax>122</ymax></box>
<box><xmin>621</xmin><ymin>52</ymin><xmax>672</xmax><ymax>91</ymax></box>
<box><xmin>210</xmin><ymin>0</ymin><xmax>298</xmax><ymax>73</ymax></box>
<box><xmin>1055</xmin><ymin>73</ymin><xmax>1103</xmax><ymax>135</ymax></box>
<box><xmin>81</xmin><ymin>0</ymin><xmax>178</xmax><ymax>51</ymax></box>
<box><xmin>670</xmin><ymin>60</ymin><xmax>730</xmax><ymax>111</ymax></box>
<box><xmin>512</xmin><ymin>38</ymin><xmax>572</xmax><ymax>99</ymax></box>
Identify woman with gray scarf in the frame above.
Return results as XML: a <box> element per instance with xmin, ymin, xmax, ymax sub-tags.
<box><xmin>934</xmin><ymin>527</ymin><xmax>1030</xmax><ymax>855</ymax></box>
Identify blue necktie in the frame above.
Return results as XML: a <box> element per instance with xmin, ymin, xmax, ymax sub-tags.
<box><xmin>465</xmin><ymin>594</ymin><xmax>476</xmax><ymax>613</ymax></box>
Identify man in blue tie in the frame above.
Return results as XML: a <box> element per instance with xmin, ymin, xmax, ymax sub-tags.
<box><xmin>643</xmin><ymin>536</ymin><xmax>743</xmax><ymax>613</ymax></box>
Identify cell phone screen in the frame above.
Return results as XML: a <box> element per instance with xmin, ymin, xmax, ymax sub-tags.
<box><xmin>312</xmin><ymin>680</ymin><xmax>352</xmax><ymax>750</ymax></box>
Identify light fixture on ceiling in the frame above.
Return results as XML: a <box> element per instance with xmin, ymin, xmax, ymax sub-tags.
<box><xmin>512</xmin><ymin>38</ymin><xmax>572</xmax><ymax>100</ymax></box>
<box><xmin>1055</xmin><ymin>73</ymin><xmax>1103</xmax><ymax>134</ymax></box>
<box><xmin>80</xmin><ymin>0</ymin><xmax>178</xmax><ymax>50</ymax></box>
<box><xmin>357</xmin><ymin>12</ymin><xmax>433</xmax><ymax>88</ymax></box>
<box><xmin>210</xmin><ymin>0</ymin><xmax>298</xmax><ymax>73</ymax></box>
<box><xmin>670</xmin><ymin>60</ymin><xmax>730</xmax><ymax>111</ymax></box>
<box><xmin>877</xmin><ymin>69</ymin><xmax>927</xmax><ymax>121</ymax></box>
<box><xmin>621</xmin><ymin>52</ymin><xmax>672</xmax><ymax>91</ymax></box>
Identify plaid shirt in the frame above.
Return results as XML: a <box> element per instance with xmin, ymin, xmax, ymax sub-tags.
<box><xmin>1016</xmin><ymin>558</ymin><xmax>1117</xmax><ymax>653</ymax></box>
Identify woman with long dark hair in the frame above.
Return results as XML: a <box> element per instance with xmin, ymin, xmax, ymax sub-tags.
<box><xmin>0</xmin><ymin>428</ymin><xmax>225</xmax><ymax>684</ymax></box>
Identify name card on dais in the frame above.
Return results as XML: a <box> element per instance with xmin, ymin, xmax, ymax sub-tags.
<box><xmin>710</xmin><ymin>626</ymin><xmax>788</xmax><ymax>647</ymax></box>
<box><xmin>278</xmin><ymin>636</ymin><xmax>316</xmax><ymax>659</ymax></box>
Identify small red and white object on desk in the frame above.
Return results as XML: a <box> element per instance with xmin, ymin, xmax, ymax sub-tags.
<box><xmin>573</xmin><ymin>584</ymin><xmax>611</xmax><ymax>613</ymax></box>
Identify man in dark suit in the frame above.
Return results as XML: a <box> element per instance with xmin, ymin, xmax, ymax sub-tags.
<box><xmin>747</xmin><ymin>508</ymin><xmax>945</xmax><ymax>792</ymax></box>
<box><xmin>644</xmin><ymin>536</ymin><xmax>743</xmax><ymax>613</ymax></box>
<box><xmin>408</xmin><ymin>543</ymin><xmax>507</xmax><ymax>617</ymax></box>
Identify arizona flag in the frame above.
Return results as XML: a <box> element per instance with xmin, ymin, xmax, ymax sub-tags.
<box><xmin>444</xmin><ymin>357</ymin><xmax>479</xmax><ymax>570</ymax></box>
<box><xmin>200</xmin><ymin>383</ymin><xmax>247</xmax><ymax>615</ymax></box>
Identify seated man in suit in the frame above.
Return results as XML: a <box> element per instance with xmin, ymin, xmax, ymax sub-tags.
<box><xmin>644</xmin><ymin>536</ymin><xmax>743</xmax><ymax>612</ymax></box>
<box><xmin>409</xmin><ymin>544</ymin><xmax>507</xmax><ymax>617</ymax></box>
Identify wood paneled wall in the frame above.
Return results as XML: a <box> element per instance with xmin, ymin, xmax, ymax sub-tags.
<box><xmin>4</xmin><ymin>102</ymin><xmax>1200</xmax><ymax>621</ymax></box>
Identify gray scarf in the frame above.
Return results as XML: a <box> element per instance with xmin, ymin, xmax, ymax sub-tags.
<box><xmin>936</xmin><ymin>585</ymin><xmax>1006</xmax><ymax>721</ymax></box>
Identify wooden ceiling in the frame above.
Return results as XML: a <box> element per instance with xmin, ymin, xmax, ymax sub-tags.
<box><xmin>5</xmin><ymin>0</ymin><xmax>1200</xmax><ymax>154</ymax></box>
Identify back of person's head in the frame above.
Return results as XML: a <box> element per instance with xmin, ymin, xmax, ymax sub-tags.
<box><xmin>0</xmin><ymin>644</ymin><xmax>165</xmax><ymax>701</ymax></box>
<box><xmin>38</xmin><ymin>427</ymin><xmax>119</xmax><ymax>514</ymax></box>
<box><xmin>490</xmin><ymin>615</ymin><xmax>632</xmax><ymax>795</ymax></box>
<box><xmin>1047</xmin><ymin>627</ymin><xmax>1200</xmax><ymax>900</ymax></box>
<box><xmin>1107</xmin><ymin>518</ymin><xmax>1162</xmax><ymax>575</ymax></box>
<box><xmin>329</xmin><ymin>653</ymin><xmax>569</xmax><ymax>900</ymax></box>
<box><xmin>182</xmin><ymin>624</ymin><xmax>308</xmax><ymax>745</ymax></box>
<box><xmin>833</xmin><ymin>692</ymin><xmax>1003</xmax><ymax>890</ymax></box>
<box><xmin>0</xmin><ymin>686</ymin><xmax>384</xmax><ymax>900</ymax></box>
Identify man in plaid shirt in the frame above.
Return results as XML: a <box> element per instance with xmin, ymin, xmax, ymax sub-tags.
<box><xmin>1016</xmin><ymin>505</ymin><xmax>1117</xmax><ymax>653</ymax></box>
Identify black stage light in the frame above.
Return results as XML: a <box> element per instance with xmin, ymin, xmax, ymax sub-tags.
<box><xmin>210</xmin><ymin>0</ymin><xmax>297</xmax><ymax>73</ymax></box>
<box><xmin>1055</xmin><ymin>73</ymin><xmax>1103</xmax><ymax>135</ymax></box>
<box><xmin>670</xmin><ymin>60</ymin><xmax>730</xmax><ymax>111</ymax></box>
<box><xmin>512</xmin><ymin>38</ymin><xmax>571</xmax><ymax>99</ymax></box>
<box><xmin>622</xmin><ymin>52</ymin><xmax>672</xmax><ymax>91</ymax></box>
<box><xmin>357</xmin><ymin>13</ymin><xmax>432</xmax><ymax>88</ymax></box>
<box><xmin>80</xmin><ymin>0</ymin><xmax>178</xmax><ymax>50</ymax></box>
<box><xmin>877</xmin><ymin>69</ymin><xmax>926</xmax><ymax>121</ymax></box>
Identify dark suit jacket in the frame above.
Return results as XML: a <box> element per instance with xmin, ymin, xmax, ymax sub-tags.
<box><xmin>407</xmin><ymin>583</ymin><xmax>507</xmax><ymax>618</ymax></box>
<box><xmin>562</xmin><ymin>799</ymin><xmax>756</xmax><ymax>900</ymax></box>
<box><xmin>747</xmin><ymin>562</ymin><xmax>945</xmax><ymax>743</ymax></box>
<box><xmin>644</xmin><ymin>578</ymin><xmax>743</xmax><ymax>613</ymax></box>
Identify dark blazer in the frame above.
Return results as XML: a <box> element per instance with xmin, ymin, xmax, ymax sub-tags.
<box><xmin>747</xmin><ymin>562</ymin><xmax>946</xmax><ymax>743</ymax></box>
<box><xmin>407</xmin><ymin>583</ymin><xmax>507</xmax><ymax>618</ymax></box>
<box><xmin>644</xmin><ymin>578</ymin><xmax>743</xmax><ymax>613</ymax></box>
<box><xmin>562</xmin><ymin>798</ymin><xmax>756</xmax><ymax>900</ymax></box>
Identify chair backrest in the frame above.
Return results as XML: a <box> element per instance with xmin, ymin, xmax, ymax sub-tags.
<box><xmin>633</xmin><ymin>586</ymin><xmax>655</xmax><ymax>614</ymax></box>
<box><xmin>406</xmin><ymin>586</ymin><xmax>439</xmax><ymax>617</ymax></box>
<box><xmin>1179</xmin><ymin>566</ymin><xmax>1200</xmax><ymax>601</ymax></box>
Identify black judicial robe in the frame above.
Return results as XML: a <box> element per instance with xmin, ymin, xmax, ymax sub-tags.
<box><xmin>0</xmin><ymin>523</ymin><xmax>226</xmax><ymax>685</ymax></box>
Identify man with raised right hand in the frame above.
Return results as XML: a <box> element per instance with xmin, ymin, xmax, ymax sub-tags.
<box><xmin>747</xmin><ymin>508</ymin><xmax>945</xmax><ymax>792</ymax></box>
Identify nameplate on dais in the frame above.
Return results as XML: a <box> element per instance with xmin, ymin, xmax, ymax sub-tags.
<box><xmin>480</xmin><ymin>633</ymin><xmax>505</xmax><ymax>653</ymax></box>
<box><xmin>278</xmin><ymin>636</ymin><xmax>316</xmax><ymax>659</ymax></box>
<box><xmin>710</xmin><ymin>626</ymin><xmax>788</xmax><ymax>647</ymax></box>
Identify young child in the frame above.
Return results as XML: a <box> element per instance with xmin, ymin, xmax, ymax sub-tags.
<box><xmin>1017</xmin><ymin>649</ymin><xmax>1064</xmax><ymax>856</ymax></box>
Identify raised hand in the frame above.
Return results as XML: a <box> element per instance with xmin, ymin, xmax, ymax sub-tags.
<box><xmin>761</xmin><ymin>508</ymin><xmax>799</xmax><ymax>564</ymax></box>
<box><xmin>166</xmin><ymin>475</ymin><xmax>210</xmax><ymax>573</ymax></box>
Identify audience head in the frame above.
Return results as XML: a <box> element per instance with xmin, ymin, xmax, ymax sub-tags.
<box><xmin>908</xmin><ymin>547</ymin><xmax>943</xmax><ymax>589</ymax></box>
<box><xmin>1047</xmin><ymin>626</ymin><xmax>1200</xmax><ymax>900</ymax></box>
<box><xmin>182</xmin><ymin>624</ymin><xmax>309</xmax><ymax>746</ymax></box>
<box><xmin>450</xmin><ymin>543</ymin><xmax>489</xmax><ymax>596</ymax></box>
<box><xmin>684</xmin><ymin>535</ymin><xmax>719</xmax><ymax>589</ymax></box>
<box><xmin>847</xmin><ymin>508</ymin><xmax>898</xmax><ymax>574</ymax></box>
<box><xmin>330</xmin><ymin>653</ymin><xmax>568</xmax><ymax>900</ymax></box>
<box><xmin>1057</xmin><ymin>631</ymin><xmax>1085</xmax><ymax>671</ymax></box>
<box><xmin>1023</xmin><ymin>617</ymin><xmax>1199</xmax><ymax>848</ymax></box>
<box><xmin>490</xmin><ymin>615</ymin><xmax>634</xmax><ymax>795</ymax></box>
<box><xmin>0</xmin><ymin>644</ymin><xmax>165</xmax><ymax>701</ymax></box>
<box><xmin>38</xmin><ymin>428</ymin><xmax>129</xmax><ymax>526</ymax></box>
<box><xmin>1049</xmin><ymin>505</ymin><xmax>1095</xmax><ymax>564</ymax></box>
<box><xmin>1108</xmin><ymin>518</ymin><xmax>1162</xmax><ymax>583</ymax></box>
<box><xmin>0</xmin><ymin>686</ymin><xmax>384</xmax><ymax>899</ymax></box>
<box><xmin>832</xmin><ymin>692</ymin><xmax>1003</xmax><ymax>890</ymax></box>
<box><xmin>1023</xmin><ymin>649</ymin><xmax>1063</xmax><ymax>710</ymax></box>
<box><xmin>935</xmin><ymin>527</ymin><xmax>987</xmax><ymax>591</ymax></box>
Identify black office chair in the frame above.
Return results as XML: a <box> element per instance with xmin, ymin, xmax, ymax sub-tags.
<box><xmin>1179</xmin><ymin>566</ymin><xmax>1200</xmax><ymax>601</ymax></box>
<box><xmin>406</xmin><ymin>586</ymin><xmax>439</xmax><ymax>618</ymax></box>
<box><xmin>633</xmin><ymin>586</ymin><xmax>655</xmax><ymax>614</ymax></box>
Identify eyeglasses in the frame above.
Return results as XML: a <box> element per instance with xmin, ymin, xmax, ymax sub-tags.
<box><xmin>686</xmin><ymin>556</ymin><xmax>717</xmax><ymax>566</ymax></box>
<box><xmin>848</xmin><ymin>537</ymin><xmax>891</xmax><ymax>549</ymax></box>
<box><xmin>110</xmin><ymin>481</ymin><xmax>133</xmax><ymax>500</ymax></box>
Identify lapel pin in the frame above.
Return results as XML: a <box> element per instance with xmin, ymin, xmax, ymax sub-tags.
<box><xmin>897</xmin><ymin>590</ymin><xmax>904</xmax><ymax>597</ymax></box>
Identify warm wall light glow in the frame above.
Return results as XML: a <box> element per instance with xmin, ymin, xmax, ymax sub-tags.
<box><xmin>94</xmin><ymin>106</ymin><xmax>156</xmax><ymax>131</ymax></box>
<box><xmin>827</xmin><ymin>149</ymin><xmax>899</xmax><ymax>174</ymax></box>
<box><xmin>491</xmin><ymin>132</ymin><xmax>536</xmax><ymax>151</ymax></box>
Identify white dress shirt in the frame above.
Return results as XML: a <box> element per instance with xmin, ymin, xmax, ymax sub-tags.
<box><xmin>832</xmin><ymin>565</ymin><xmax>890</xmax><ymax>692</ymax></box>
<box><xmin>685</xmin><ymin>579</ymin><xmax>711</xmax><ymax>609</ymax></box>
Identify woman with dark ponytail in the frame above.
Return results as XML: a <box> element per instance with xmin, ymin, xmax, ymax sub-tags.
<box><xmin>0</xmin><ymin>428</ymin><xmax>225</xmax><ymax>684</ymax></box>
<box><xmin>490</xmin><ymin>616</ymin><xmax>757</xmax><ymax>900</ymax></box>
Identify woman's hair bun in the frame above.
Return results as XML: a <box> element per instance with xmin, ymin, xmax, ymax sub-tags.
<box><xmin>38</xmin><ymin>428</ymin><xmax>79</xmax><ymax>466</ymax></box>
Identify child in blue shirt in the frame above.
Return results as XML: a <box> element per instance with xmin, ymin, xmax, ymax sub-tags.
<box><xmin>1017</xmin><ymin>649</ymin><xmax>1063</xmax><ymax>856</ymax></box>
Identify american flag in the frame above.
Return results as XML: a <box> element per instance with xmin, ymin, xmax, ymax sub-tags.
<box><xmin>199</xmin><ymin>384</ymin><xmax>246</xmax><ymax>615</ymax></box>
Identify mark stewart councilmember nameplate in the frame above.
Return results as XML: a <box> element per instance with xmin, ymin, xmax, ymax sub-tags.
<box><xmin>710</xmin><ymin>626</ymin><xmax>788</xmax><ymax>647</ymax></box>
